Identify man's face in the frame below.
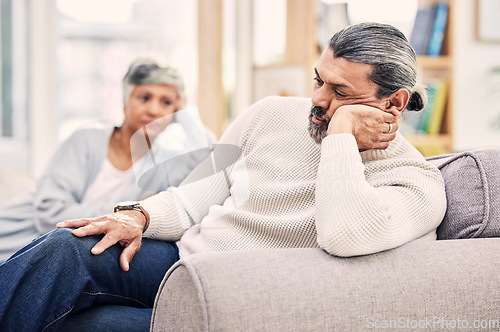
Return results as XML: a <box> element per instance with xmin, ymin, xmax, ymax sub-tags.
<box><xmin>308</xmin><ymin>48</ymin><xmax>386</xmax><ymax>143</ymax></box>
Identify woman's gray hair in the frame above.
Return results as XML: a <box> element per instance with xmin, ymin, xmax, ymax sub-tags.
<box><xmin>122</xmin><ymin>58</ymin><xmax>185</xmax><ymax>101</ymax></box>
<box><xmin>328</xmin><ymin>22</ymin><xmax>426</xmax><ymax>112</ymax></box>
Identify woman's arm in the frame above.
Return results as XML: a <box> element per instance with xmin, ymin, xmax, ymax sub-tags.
<box><xmin>33</xmin><ymin>128</ymin><xmax>111</xmax><ymax>233</ymax></box>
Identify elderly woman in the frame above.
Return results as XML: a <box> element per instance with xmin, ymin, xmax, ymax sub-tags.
<box><xmin>0</xmin><ymin>58</ymin><xmax>212</xmax><ymax>261</ymax></box>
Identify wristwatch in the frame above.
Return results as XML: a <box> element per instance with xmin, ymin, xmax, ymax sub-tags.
<box><xmin>113</xmin><ymin>201</ymin><xmax>150</xmax><ymax>233</ymax></box>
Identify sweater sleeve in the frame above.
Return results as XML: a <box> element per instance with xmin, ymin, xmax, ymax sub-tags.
<box><xmin>141</xmin><ymin>166</ymin><xmax>232</xmax><ymax>240</ymax></box>
<box><xmin>314</xmin><ymin>133</ymin><xmax>446</xmax><ymax>257</ymax></box>
<box><xmin>141</xmin><ymin>103</ymin><xmax>255</xmax><ymax>241</ymax></box>
<box><xmin>33</xmin><ymin>129</ymin><xmax>112</xmax><ymax>234</ymax></box>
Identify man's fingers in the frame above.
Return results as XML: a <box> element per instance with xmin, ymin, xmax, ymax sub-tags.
<box><xmin>381</xmin><ymin>132</ymin><xmax>397</xmax><ymax>142</ymax></box>
<box><xmin>57</xmin><ymin>215</ymin><xmax>111</xmax><ymax>229</ymax></box>
<box><xmin>57</xmin><ymin>218</ymin><xmax>94</xmax><ymax>229</ymax></box>
<box><xmin>382</xmin><ymin>112</ymin><xmax>398</xmax><ymax>123</ymax></box>
<box><xmin>72</xmin><ymin>220</ymin><xmax>109</xmax><ymax>238</ymax></box>
<box><xmin>390</xmin><ymin>121</ymin><xmax>399</xmax><ymax>133</ymax></box>
<box><xmin>120</xmin><ymin>256</ymin><xmax>130</xmax><ymax>272</ymax></box>
<box><xmin>119</xmin><ymin>240</ymin><xmax>141</xmax><ymax>272</ymax></box>
<box><xmin>382</xmin><ymin>121</ymin><xmax>399</xmax><ymax>135</ymax></box>
<box><xmin>90</xmin><ymin>232</ymin><xmax>121</xmax><ymax>255</ymax></box>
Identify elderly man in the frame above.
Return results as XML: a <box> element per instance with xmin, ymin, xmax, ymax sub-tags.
<box><xmin>0</xmin><ymin>23</ymin><xmax>445</xmax><ymax>331</ymax></box>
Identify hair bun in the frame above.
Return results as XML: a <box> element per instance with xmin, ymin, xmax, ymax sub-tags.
<box><xmin>407</xmin><ymin>85</ymin><xmax>427</xmax><ymax>112</ymax></box>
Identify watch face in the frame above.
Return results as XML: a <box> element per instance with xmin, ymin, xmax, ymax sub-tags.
<box><xmin>117</xmin><ymin>201</ymin><xmax>140</xmax><ymax>209</ymax></box>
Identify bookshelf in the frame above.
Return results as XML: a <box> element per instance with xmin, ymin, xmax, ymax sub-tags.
<box><xmin>405</xmin><ymin>0</ymin><xmax>455</xmax><ymax>156</ymax></box>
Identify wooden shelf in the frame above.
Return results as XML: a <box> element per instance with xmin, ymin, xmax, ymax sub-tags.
<box><xmin>406</xmin><ymin>134</ymin><xmax>453</xmax><ymax>156</ymax></box>
<box><xmin>412</xmin><ymin>0</ymin><xmax>455</xmax><ymax>156</ymax></box>
<box><xmin>406</xmin><ymin>133</ymin><xmax>452</xmax><ymax>146</ymax></box>
<box><xmin>417</xmin><ymin>55</ymin><xmax>453</xmax><ymax>69</ymax></box>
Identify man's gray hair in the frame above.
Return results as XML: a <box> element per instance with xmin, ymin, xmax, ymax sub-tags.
<box><xmin>122</xmin><ymin>58</ymin><xmax>185</xmax><ymax>101</ymax></box>
<box><xmin>328</xmin><ymin>22</ymin><xmax>426</xmax><ymax>112</ymax></box>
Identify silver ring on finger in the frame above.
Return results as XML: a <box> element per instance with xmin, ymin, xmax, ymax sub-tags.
<box><xmin>386</xmin><ymin>123</ymin><xmax>393</xmax><ymax>134</ymax></box>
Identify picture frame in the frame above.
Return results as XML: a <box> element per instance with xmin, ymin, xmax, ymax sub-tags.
<box><xmin>253</xmin><ymin>65</ymin><xmax>309</xmax><ymax>102</ymax></box>
<box><xmin>477</xmin><ymin>0</ymin><xmax>500</xmax><ymax>42</ymax></box>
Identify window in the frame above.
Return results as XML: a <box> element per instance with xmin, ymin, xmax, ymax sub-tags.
<box><xmin>347</xmin><ymin>0</ymin><xmax>418</xmax><ymax>39</ymax></box>
<box><xmin>0</xmin><ymin>0</ymin><xmax>29</xmax><ymax>173</ymax></box>
<box><xmin>54</xmin><ymin>0</ymin><xmax>198</xmax><ymax>141</ymax></box>
<box><xmin>0</xmin><ymin>0</ymin><xmax>198</xmax><ymax>175</ymax></box>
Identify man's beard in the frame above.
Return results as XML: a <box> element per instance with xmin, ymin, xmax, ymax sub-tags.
<box><xmin>308</xmin><ymin>105</ymin><xmax>330</xmax><ymax>144</ymax></box>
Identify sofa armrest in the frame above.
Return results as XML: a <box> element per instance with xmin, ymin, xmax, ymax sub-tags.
<box><xmin>151</xmin><ymin>238</ymin><xmax>500</xmax><ymax>331</ymax></box>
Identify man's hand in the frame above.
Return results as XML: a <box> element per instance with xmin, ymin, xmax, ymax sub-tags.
<box><xmin>56</xmin><ymin>210</ymin><xmax>147</xmax><ymax>271</ymax></box>
<box><xmin>327</xmin><ymin>104</ymin><xmax>401</xmax><ymax>150</ymax></box>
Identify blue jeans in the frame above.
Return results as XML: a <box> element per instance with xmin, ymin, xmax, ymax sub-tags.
<box><xmin>0</xmin><ymin>228</ymin><xmax>179</xmax><ymax>331</ymax></box>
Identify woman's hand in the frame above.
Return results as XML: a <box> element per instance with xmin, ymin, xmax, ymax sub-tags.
<box><xmin>327</xmin><ymin>104</ymin><xmax>401</xmax><ymax>151</ymax></box>
<box><xmin>56</xmin><ymin>210</ymin><xmax>147</xmax><ymax>272</ymax></box>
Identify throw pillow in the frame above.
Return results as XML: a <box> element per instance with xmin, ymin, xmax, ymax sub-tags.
<box><xmin>427</xmin><ymin>149</ymin><xmax>500</xmax><ymax>239</ymax></box>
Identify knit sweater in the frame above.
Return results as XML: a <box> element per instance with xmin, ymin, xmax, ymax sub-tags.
<box><xmin>142</xmin><ymin>96</ymin><xmax>447</xmax><ymax>258</ymax></box>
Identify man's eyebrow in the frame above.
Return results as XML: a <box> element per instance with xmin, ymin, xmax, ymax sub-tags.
<box><xmin>314</xmin><ymin>68</ymin><xmax>349</xmax><ymax>89</ymax></box>
<box><xmin>314</xmin><ymin>68</ymin><xmax>321</xmax><ymax>78</ymax></box>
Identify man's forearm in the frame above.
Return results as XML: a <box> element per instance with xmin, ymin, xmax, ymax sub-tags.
<box><xmin>314</xmin><ymin>134</ymin><xmax>446</xmax><ymax>257</ymax></box>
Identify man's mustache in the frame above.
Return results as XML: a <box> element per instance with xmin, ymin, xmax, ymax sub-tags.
<box><xmin>310</xmin><ymin>105</ymin><xmax>326</xmax><ymax>117</ymax></box>
<box><xmin>310</xmin><ymin>106</ymin><xmax>331</xmax><ymax>124</ymax></box>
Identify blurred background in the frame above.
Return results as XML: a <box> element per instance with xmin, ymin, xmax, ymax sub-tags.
<box><xmin>1</xmin><ymin>0</ymin><xmax>500</xmax><ymax>179</ymax></box>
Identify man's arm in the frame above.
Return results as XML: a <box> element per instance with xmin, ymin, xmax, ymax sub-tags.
<box><xmin>314</xmin><ymin>133</ymin><xmax>446</xmax><ymax>257</ymax></box>
<box><xmin>314</xmin><ymin>103</ymin><xmax>445</xmax><ymax>256</ymax></box>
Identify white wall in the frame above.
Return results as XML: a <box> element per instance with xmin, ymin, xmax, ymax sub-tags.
<box><xmin>19</xmin><ymin>0</ymin><xmax>500</xmax><ymax>178</ymax></box>
<box><xmin>29</xmin><ymin>0</ymin><xmax>56</xmax><ymax>177</ymax></box>
<box><xmin>453</xmin><ymin>0</ymin><xmax>500</xmax><ymax>151</ymax></box>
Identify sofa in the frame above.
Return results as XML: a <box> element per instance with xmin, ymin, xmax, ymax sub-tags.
<box><xmin>0</xmin><ymin>168</ymin><xmax>35</xmax><ymax>209</ymax></box>
<box><xmin>150</xmin><ymin>148</ymin><xmax>500</xmax><ymax>331</ymax></box>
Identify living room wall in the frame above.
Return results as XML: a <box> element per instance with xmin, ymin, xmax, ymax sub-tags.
<box><xmin>453</xmin><ymin>0</ymin><xmax>500</xmax><ymax>151</ymax></box>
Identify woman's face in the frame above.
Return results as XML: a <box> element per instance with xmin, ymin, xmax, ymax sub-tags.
<box><xmin>123</xmin><ymin>83</ymin><xmax>183</xmax><ymax>136</ymax></box>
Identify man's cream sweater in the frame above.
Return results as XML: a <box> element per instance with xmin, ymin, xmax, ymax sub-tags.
<box><xmin>142</xmin><ymin>96</ymin><xmax>446</xmax><ymax>258</ymax></box>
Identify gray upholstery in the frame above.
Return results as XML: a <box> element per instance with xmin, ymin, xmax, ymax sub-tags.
<box><xmin>427</xmin><ymin>149</ymin><xmax>500</xmax><ymax>239</ymax></box>
<box><xmin>151</xmin><ymin>148</ymin><xmax>500</xmax><ymax>331</ymax></box>
<box><xmin>152</xmin><ymin>239</ymin><xmax>500</xmax><ymax>331</ymax></box>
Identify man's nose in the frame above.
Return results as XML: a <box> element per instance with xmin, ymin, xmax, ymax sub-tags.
<box><xmin>311</xmin><ymin>86</ymin><xmax>330</xmax><ymax>111</ymax></box>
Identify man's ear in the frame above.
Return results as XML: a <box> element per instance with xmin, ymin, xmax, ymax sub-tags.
<box><xmin>387</xmin><ymin>88</ymin><xmax>410</xmax><ymax>111</ymax></box>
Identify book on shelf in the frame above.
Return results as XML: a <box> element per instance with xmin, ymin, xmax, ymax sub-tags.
<box><xmin>427</xmin><ymin>2</ymin><xmax>449</xmax><ymax>56</ymax></box>
<box><xmin>427</xmin><ymin>80</ymin><xmax>448</xmax><ymax>134</ymax></box>
<box><xmin>410</xmin><ymin>5</ymin><xmax>437</xmax><ymax>55</ymax></box>
<box><xmin>400</xmin><ymin>79</ymin><xmax>447</xmax><ymax>135</ymax></box>
<box><xmin>409</xmin><ymin>2</ymin><xmax>449</xmax><ymax>56</ymax></box>
<box><xmin>418</xmin><ymin>80</ymin><xmax>439</xmax><ymax>133</ymax></box>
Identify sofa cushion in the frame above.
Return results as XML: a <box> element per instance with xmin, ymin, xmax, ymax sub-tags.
<box><xmin>0</xmin><ymin>168</ymin><xmax>35</xmax><ymax>209</ymax></box>
<box><xmin>427</xmin><ymin>149</ymin><xmax>500</xmax><ymax>239</ymax></box>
